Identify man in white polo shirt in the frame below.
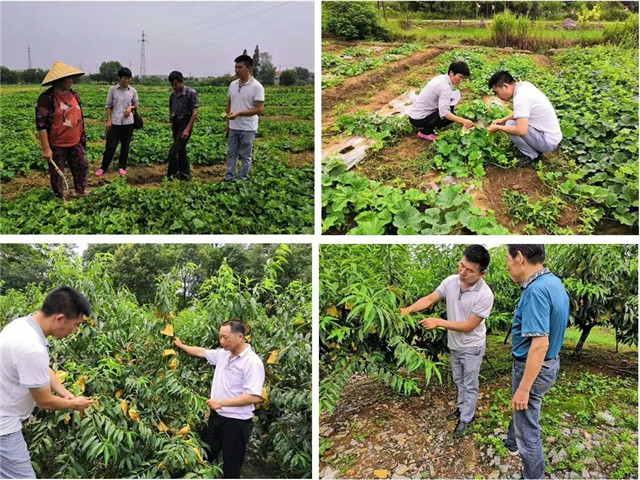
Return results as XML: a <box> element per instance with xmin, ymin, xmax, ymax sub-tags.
<box><xmin>0</xmin><ymin>286</ymin><xmax>93</xmax><ymax>479</ymax></box>
<box><xmin>225</xmin><ymin>54</ymin><xmax>265</xmax><ymax>182</ymax></box>
<box><xmin>401</xmin><ymin>245</ymin><xmax>494</xmax><ymax>438</ymax></box>
<box><xmin>408</xmin><ymin>61</ymin><xmax>474</xmax><ymax>142</ymax></box>
<box><xmin>487</xmin><ymin>70</ymin><xmax>562</xmax><ymax>166</ymax></box>
<box><xmin>173</xmin><ymin>318</ymin><xmax>264</xmax><ymax>478</ymax></box>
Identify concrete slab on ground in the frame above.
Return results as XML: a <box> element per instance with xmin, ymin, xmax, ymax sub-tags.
<box><xmin>323</xmin><ymin>90</ymin><xmax>419</xmax><ymax>169</ymax></box>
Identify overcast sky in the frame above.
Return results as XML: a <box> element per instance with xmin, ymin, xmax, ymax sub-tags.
<box><xmin>1</xmin><ymin>1</ymin><xmax>314</xmax><ymax>77</ymax></box>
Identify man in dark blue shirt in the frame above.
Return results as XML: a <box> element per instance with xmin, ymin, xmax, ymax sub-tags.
<box><xmin>168</xmin><ymin>71</ymin><xmax>199</xmax><ymax>181</ymax></box>
<box><xmin>505</xmin><ymin>244</ymin><xmax>569</xmax><ymax>479</ymax></box>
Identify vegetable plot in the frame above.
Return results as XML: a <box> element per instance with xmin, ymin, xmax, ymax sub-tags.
<box><xmin>0</xmin><ymin>85</ymin><xmax>314</xmax><ymax>234</ymax></box>
<box><xmin>322</xmin><ymin>43</ymin><xmax>638</xmax><ymax>235</ymax></box>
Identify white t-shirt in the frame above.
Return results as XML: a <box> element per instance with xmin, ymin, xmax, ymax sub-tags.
<box><xmin>0</xmin><ymin>316</ymin><xmax>50</xmax><ymax>435</ymax></box>
<box><xmin>204</xmin><ymin>344</ymin><xmax>265</xmax><ymax>420</ymax></box>
<box><xmin>513</xmin><ymin>81</ymin><xmax>562</xmax><ymax>145</ymax></box>
<box><xmin>435</xmin><ymin>275</ymin><xmax>494</xmax><ymax>350</ymax></box>
<box><xmin>228</xmin><ymin>77</ymin><xmax>265</xmax><ymax>132</ymax></box>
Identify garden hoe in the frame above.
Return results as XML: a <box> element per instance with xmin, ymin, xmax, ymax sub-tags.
<box><xmin>27</xmin><ymin>129</ymin><xmax>70</xmax><ymax>194</ymax></box>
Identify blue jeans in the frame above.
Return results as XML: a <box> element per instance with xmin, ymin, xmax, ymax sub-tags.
<box><xmin>225</xmin><ymin>129</ymin><xmax>256</xmax><ymax>181</ymax></box>
<box><xmin>450</xmin><ymin>345</ymin><xmax>485</xmax><ymax>422</ymax></box>
<box><xmin>506</xmin><ymin>120</ymin><xmax>559</xmax><ymax>159</ymax></box>
<box><xmin>506</xmin><ymin>356</ymin><xmax>560</xmax><ymax>479</ymax></box>
<box><xmin>0</xmin><ymin>430</ymin><xmax>35</xmax><ymax>478</ymax></box>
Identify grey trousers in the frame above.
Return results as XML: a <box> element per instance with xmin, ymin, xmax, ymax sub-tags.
<box><xmin>506</xmin><ymin>120</ymin><xmax>559</xmax><ymax>159</ymax></box>
<box><xmin>450</xmin><ymin>345</ymin><xmax>485</xmax><ymax>423</ymax></box>
<box><xmin>0</xmin><ymin>431</ymin><xmax>35</xmax><ymax>479</ymax></box>
<box><xmin>225</xmin><ymin>129</ymin><xmax>257</xmax><ymax>181</ymax></box>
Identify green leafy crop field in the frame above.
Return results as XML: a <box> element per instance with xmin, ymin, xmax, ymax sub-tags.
<box><xmin>0</xmin><ymin>85</ymin><xmax>314</xmax><ymax>234</ymax></box>
<box><xmin>322</xmin><ymin>43</ymin><xmax>638</xmax><ymax>235</ymax></box>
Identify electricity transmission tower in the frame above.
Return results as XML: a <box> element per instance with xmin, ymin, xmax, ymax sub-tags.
<box><xmin>139</xmin><ymin>31</ymin><xmax>147</xmax><ymax>82</ymax></box>
<box><xmin>28</xmin><ymin>46</ymin><xmax>32</xmax><ymax>69</ymax></box>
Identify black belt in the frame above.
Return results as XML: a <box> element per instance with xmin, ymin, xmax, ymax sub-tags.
<box><xmin>512</xmin><ymin>354</ymin><xmax>559</xmax><ymax>362</ymax></box>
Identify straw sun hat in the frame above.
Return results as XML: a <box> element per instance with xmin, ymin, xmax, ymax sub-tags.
<box><xmin>41</xmin><ymin>61</ymin><xmax>85</xmax><ymax>86</ymax></box>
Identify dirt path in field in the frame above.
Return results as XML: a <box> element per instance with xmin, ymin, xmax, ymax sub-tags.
<box><xmin>322</xmin><ymin>47</ymin><xmax>447</xmax><ymax>131</ymax></box>
<box><xmin>0</xmin><ymin>153</ymin><xmax>313</xmax><ymax>201</ymax></box>
<box><xmin>320</xmin><ymin>343</ymin><xmax>638</xmax><ymax>479</ymax></box>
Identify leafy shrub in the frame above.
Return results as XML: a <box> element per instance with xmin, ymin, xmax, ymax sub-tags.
<box><xmin>320</xmin><ymin>244</ymin><xmax>454</xmax><ymax>413</ymax></box>
<box><xmin>502</xmin><ymin>189</ymin><xmax>572</xmax><ymax>235</ymax></box>
<box><xmin>322</xmin><ymin>1</ymin><xmax>389</xmax><ymax>41</ymax></box>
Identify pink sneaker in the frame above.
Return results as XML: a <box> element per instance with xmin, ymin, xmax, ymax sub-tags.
<box><xmin>119</xmin><ymin>168</ymin><xmax>127</xmax><ymax>175</ymax></box>
<box><xmin>95</xmin><ymin>169</ymin><xmax>104</xmax><ymax>176</ymax></box>
<box><xmin>417</xmin><ymin>132</ymin><xmax>437</xmax><ymax>141</ymax></box>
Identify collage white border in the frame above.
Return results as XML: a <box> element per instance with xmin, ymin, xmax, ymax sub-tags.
<box><xmin>1</xmin><ymin>0</ymin><xmax>639</xmax><ymax>479</ymax></box>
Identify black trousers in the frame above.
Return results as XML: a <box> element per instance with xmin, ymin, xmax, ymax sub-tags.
<box><xmin>201</xmin><ymin>411</ymin><xmax>253</xmax><ymax>479</ymax></box>
<box><xmin>101</xmin><ymin>124</ymin><xmax>134</xmax><ymax>170</ymax></box>
<box><xmin>409</xmin><ymin>109</ymin><xmax>454</xmax><ymax>135</ymax></box>
<box><xmin>168</xmin><ymin>117</ymin><xmax>191</xmax><ymax>180</ymax></box>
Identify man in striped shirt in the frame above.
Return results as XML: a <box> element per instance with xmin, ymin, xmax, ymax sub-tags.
<box><xmin>409</xmin><ymin>61</ymin><xmax>474</xmax><ymax>141</ymax></box>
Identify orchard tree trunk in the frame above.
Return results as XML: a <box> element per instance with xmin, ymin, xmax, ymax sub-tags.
<box><xmin>574</xmin><ymin>325</ymin><xmax>594</xmax><ymax>356</ymax></box>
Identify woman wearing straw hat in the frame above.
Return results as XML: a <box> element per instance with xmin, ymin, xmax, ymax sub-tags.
<box><xmin>35</xmin><ymin>61</ymin><xmax>89</xmax><ymax>198</ymax></box>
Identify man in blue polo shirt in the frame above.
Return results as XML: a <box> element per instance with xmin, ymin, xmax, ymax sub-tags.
<box><xmin>505</xmin><ymin>244</ymin><xmax>569</xmax><ymax>480</ymax></box>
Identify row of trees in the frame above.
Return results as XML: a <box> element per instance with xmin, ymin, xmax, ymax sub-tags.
<box><xmin>323</xmin><ymin>1</ymin><xmax>639</xmax><ymax>41</ymax></box>
<box><xmin>1</xmin><ymin>46</ymin><xmax>312</xmax><ymax>86</ymax></box>
<box><xmin>320</xmin><ymin>244</ymin><xmax>638</xmax><ymax>413</ymax></box>
<box><xmin>0</xmin><ymin>244</ymin><xmax>311</xmax><ymax>478</ymax></box>
<box><xmin>379</xmin><ymin>1</ymin><xmax>637</xmax><ymax>21</ymax></box>
<box><xmin>0</xmin><ymin>244</ymin><xmax>311</xmax><ymax>307</ymax></box>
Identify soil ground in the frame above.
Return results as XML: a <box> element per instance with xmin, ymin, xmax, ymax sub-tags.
<box><xmin>0</xmin><ymin>152</ymin><xmax>312</xmax><ymax>201</ymax></box>
<box><xmin>320</xmin><ymin>336</ymin><xmax>638</xmax><ymax>479</ymax></box>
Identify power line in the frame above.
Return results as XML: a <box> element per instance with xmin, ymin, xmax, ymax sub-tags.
<box><xmin>153</xmin><ymin>2</ymin><xmax>291</xmax><ymax>46</ymax></box>
<box><xmin>152</xmin><ymin>2</ymin><xmax>256</xmax><ymax>43</ymax></box>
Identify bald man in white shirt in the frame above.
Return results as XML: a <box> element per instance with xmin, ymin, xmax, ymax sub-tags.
<box><xmin>174</xmin><ymin>319</ymin><xmax>265</xmax><ymax>478</ymax></box>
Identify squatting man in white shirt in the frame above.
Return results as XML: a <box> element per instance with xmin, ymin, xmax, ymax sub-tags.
<box><xmin>487</xmin><ymin>70</ymin><xmax>563</xmax><ymax>166</ymax></box>
<box><xmin>173</xmin><ymin>318</ymin><xmax>265</xmax><ymax>479</ymax></box>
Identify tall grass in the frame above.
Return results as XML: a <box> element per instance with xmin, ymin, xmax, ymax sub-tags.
<box><xmin>602</xmin><ymin>14</ymin><xmax>639</xmax><ymax>47</ymax></box>
<box><xmin>489</xmin><ymin>10</ymin><xmax>604</xmax><ymax>51</ymax></box>
<box><xmin>490</xmin><ymin>10</ymin><xmax>533</xmax><ymax>48</ymax></box>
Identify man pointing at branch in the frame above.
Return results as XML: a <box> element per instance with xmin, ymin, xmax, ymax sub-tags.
<box><xmin>173</xmin><ymin>319</ymin><xmax>265</xmax><ymax>478</ymax></box>
<box><xmin>401</xmin><ymin>245</ymin><xmax>494</xmax><ymax>438</ymax></box>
